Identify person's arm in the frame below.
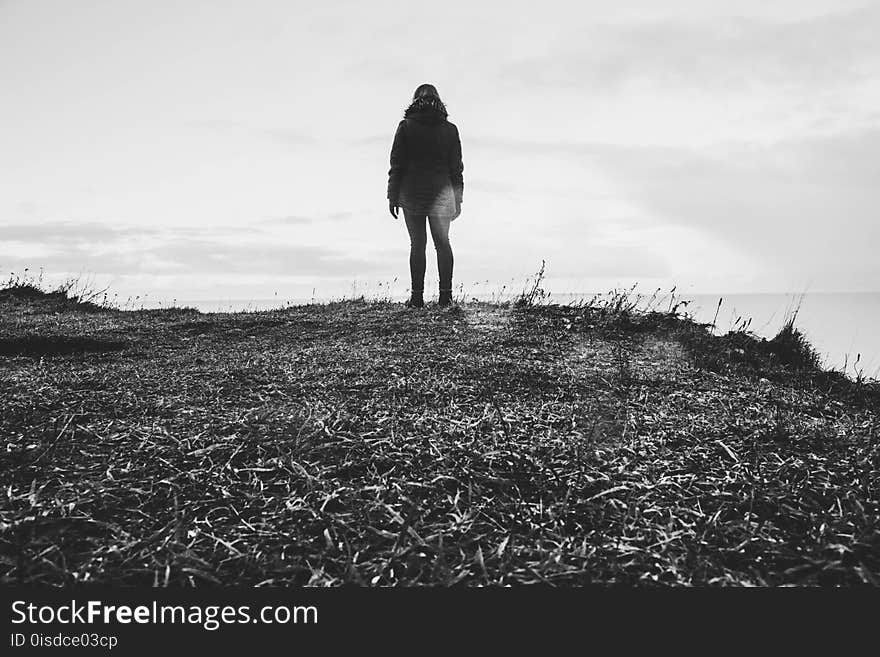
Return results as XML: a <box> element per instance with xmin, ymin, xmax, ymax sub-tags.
<box><xmin>449</xmin><ymin>124</ymin><xmax>464</xmax><ymax>215</ymax></box>
<box><xmin>387</xmin><ymin>120</ymin><xmax>407</xmax><ymax>218</ymax></box>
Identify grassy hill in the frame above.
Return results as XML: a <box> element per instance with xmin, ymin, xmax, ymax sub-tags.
<box><xmin>1</xmin><ymin>285</ymin><xmax>878</xmax><ymax>585</ymax></box>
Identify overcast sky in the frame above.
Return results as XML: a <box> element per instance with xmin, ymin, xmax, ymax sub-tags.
<box><xmin>2</xmin><ymin>0</ymin><xmax>879</xmax><ymax>302</ymax></box>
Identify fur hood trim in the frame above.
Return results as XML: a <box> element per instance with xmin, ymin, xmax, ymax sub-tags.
<box><xmin>404</xmin><ymin>96</ymin><xmax>448</xmax><ymax>123</ymax></box>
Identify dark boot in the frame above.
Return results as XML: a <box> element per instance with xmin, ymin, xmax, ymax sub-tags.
<box><xmin>438</xmin><ymin>289</ymin><xmax>453</xmax><ymax>307</ymax></box>
<box><xmin>405</xmin><ymin>290</ymin><xmax>424</xmax><ymax>308</ymax></box>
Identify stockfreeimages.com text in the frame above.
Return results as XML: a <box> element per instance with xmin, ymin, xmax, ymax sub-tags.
<box><xmin>11</xmin><ymin>600</ymin><xmax>317</xmax><ymax>631</ymax></box>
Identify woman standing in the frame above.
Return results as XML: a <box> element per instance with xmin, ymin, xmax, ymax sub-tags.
<box><xmin>387</xmin><ymin>84</ymin><xmax>464</xmax><ymax>308</ymax></box>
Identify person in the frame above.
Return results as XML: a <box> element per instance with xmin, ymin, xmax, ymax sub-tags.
<box><xmin>387</xmin><ymin>83</ymin><xmax>464</xmax><ymax>308</ymax></box>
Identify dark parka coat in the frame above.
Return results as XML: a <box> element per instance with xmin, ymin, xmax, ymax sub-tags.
<box><xmin>387</xmin><ymin>100</ymin><xmax>464</xmax><ymax>218</ymax></box>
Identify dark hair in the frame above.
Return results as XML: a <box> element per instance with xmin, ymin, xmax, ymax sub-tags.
<box><xmin>404</xmin><ymin>83</ymin><xmax>448</xmax><ymax>118</ymax></box>
<box><xmin>413</xmin><ymin>83</ymin><xmax>441</xmax><ymax>101</ymax></box>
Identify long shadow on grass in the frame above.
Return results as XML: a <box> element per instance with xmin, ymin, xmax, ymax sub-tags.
<box><xmin>0</xmin><ymin>336</ymin><xmax>127</xmax><ymax>357</ymax></box>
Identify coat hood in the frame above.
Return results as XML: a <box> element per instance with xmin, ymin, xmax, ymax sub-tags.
<box><xmin>404</xmin><ymin>96</ymin><xmax>448</xmax><ymax>124</ymax></box>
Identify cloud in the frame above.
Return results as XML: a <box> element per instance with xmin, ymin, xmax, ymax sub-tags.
<box><xmin>261</xmin><ymin>215</ymin><xmax>314</xmax><ymax>225</ymax></box>
<box><xmin>186</xmin><ymin>120</ymin><xmax>319</xmax><ymax>148</ymax></box>
<box><xmin>500</xmin><ymin>5</ymin><xmax>880</xmax><ymax>95</ymax></box>
<box><xmin>1</xmin><ymin>222</ymin><xmax>160</xmax><ymax>244</ymax></box>
<box><xmin>350</xmin><ymin>133</ymin><xmax>394</xmax><ymax>148</ymax></box>
<box><xmin>259</xmin><ymin>211</ymin><xmax>356</xmax><ymax>226</ymax></box>
<box><xmin>0</xmin><ymin>242</ymin><xmax>146</xmax><ymax>276</ymax></box>
<box><xmin>462</xmin><ymin>124</ymin><xmax>880</xmax><ymax>288</ymax></box>
<box><xmin>148</xmin><ymin>239</ymin><xmax>386</xmax><ymax>276</ymax></box>
<box><xmin>0</xmin><ymin>221</ymin><xmax>388</xmax><ymax>278</ymax></box>
<box><xmin>552</xmin><ymin>243</ymin><xmax>671</xmax><ymax>278</ymax></box>
<box><xmin>581</xmin><ymin>129</ymin><xmax>880</xmax><ymax>286</ymax></box>
<box><xmin>264</xmin><ymin>129</ymin><xmax>319</xmax><ymax>147</ymax></box>
<box><xmin>323</xmin><ymin>211</ymin><xmax>356</xmax><ymax>222</ymax></box>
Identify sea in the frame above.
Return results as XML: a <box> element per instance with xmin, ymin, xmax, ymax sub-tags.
<box><xmin>174</xmin><ymin>292</ymin><xmax>880</xmax><ymax>381</ymax></box>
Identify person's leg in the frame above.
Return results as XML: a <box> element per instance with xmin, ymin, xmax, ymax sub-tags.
<box><xmin>428</xmin><ymin>215</ymin><xmax>453</xmax><ymax>304</ymax></box>
<box><xmin>403</xmin><ymin>209</ymin><xmax>428</xmax><ymax>305</ymax></box>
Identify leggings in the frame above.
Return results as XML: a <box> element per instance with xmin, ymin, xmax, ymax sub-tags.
<box><xmin>403</xmin><ymin>210</ymin><xmax>453</xmax><ymax>293</ymax></box>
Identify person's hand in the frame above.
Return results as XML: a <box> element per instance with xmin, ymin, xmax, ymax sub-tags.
<box><xmin>389</xmin><ymin>201</ymin><xmax>399</xmax><ymax>219</ymax></box>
